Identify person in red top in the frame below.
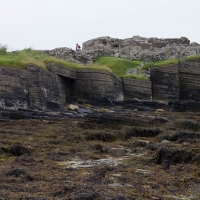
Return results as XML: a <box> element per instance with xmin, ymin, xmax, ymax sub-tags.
<box><xmin>76</xmin><ymin>43</ymin><xmax>81</xmax><ymax>51</ymax></box>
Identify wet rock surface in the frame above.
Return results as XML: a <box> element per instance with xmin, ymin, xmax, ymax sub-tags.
<box><xmin>0</xmin><ymin>105</ymin><xmax>200</xmax><ymax>199</ymax></box>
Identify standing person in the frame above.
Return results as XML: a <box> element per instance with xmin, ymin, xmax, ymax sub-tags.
<box><xmin>76</xmin><ymin>43</ymin><xmax>81</xmax><ymax>51</ymax></box>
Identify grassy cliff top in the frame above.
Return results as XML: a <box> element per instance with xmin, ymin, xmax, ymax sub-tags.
<box><xmin>0</xmin><ymin>49</ymin><xmax>142</xmax><ymax>78</ymax></box>
<box><xmin>1</xmin><ymin>48</ymin><xmax>200</xmax><ymax>79</ymax></box>
<box><xmin>0</xmin><ymin>49</ymin><xmax>115</xmax><ymax>72</ymax></box>
<box><xmin>93</xmin><ymin>57</ymin><xmax>141</xmax><ymax>77</ymax></box>
<box><xmin>142</xmin><ymin>55</ymin><xmax>200</xmax><ymax>70</ymax></box>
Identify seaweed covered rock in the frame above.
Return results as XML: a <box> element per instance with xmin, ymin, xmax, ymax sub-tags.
<box><xmin>154</xmin><ymin>147</ymin><xmax>192</xmax><ymax>165</ymax></box>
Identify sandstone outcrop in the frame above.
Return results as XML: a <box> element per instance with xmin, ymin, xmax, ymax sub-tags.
<box><xmin>179</xmin><ymin>60</ymin><xmax>200</xmax><ymax>101</ymax></box>
<box><xmin>1</xmin><ymin>56</ymin><xmax>200</xmax><ymax>112</ymax></box>
<box><xmin>76</xmin><ymin>69</ymin><xmax>123</xmax><ymax>102</ymax></box>
<box><xmin>0</xmin><ymin>67</ymin><xmax>28</xmax><ymax>110</ymax></box>
<box><xmin>0</xmin><ymin>64</ymin><xmax>124</xmax><ymax>111</ymax></box>
<box><xmin>150</xmin><ymin>64</ymin><xmax>180</xmax><ymax>100</ymax></box>
<box><xmin>123</xmin><ymin>78</ymin><xmax>152</xmax><ymax>100</ymax></box>
<box><xmin>27</xmin><ymin>65</ymin><xmax>66</xmax><ymax>111</ymax></box>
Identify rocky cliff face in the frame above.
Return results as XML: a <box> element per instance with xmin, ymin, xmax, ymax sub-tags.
<box><xmin>123</xmin><ymin>78</ymin><xmax>152</xmax><ymax>100</ymax></box>
<box><xmin>0</xmin><ymin>63</ymin><xmax>124</xmax><ymax>111</ymax></box>
<box><xmin>0</xmin><ymin>65</ymin><xmax>67</xmax><ymax>111</ymax></box>
<box><xmin>1</xmin><ymin>59</ymin><xmax>200</xmax><ymax>112</ymax></box>
<box><xmin>0</xmin><ymin>67</ymin><xmax>28</xmax><ymax>110</ymax></box>
<box><xmin>27</xmin><ymin>65</ymin><xmax>66</xmax><ymax>111</ymax></box>
<box><xmin>179</xmin><ymin>60</ymin><xmax>200</xmax><ymax>101</ymax></box>
<box><xmin>46</xmin><ymin>63</ymin><xmax>124</xmax><ymax>102</ymax></box>
<box><xmin>150</xmin><ymin>64</ymin><xmax>180</xmax><ymax>101</ymax></box>
<box><xmin>76</xmin><ymin>69</ymin><xmax>123</xmax><ymax>102</ymax></box>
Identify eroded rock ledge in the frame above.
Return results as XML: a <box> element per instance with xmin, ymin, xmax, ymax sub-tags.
<box><xmin>1</xmin><ymin>59</ymin><xmax>200</xmax><ymax>112</ymax></box>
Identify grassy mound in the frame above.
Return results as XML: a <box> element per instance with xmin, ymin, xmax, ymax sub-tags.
<box><xmin>94</xmin><ymin>56</ymin><xmax>142</xmax><ymax>78</ymax></box>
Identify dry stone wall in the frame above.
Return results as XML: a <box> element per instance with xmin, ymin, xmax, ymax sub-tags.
<box><xmin>46</xmin><ymin>63</ymin><xmax>77</xmax><ymax>79</ymax></box>
<box><xmin>42</xmin><ymin>36</ymin><xmax>200</xmax><ymax>65</ymax></box>
<box><xmin>82</xmin><ymin>36</ymin><xmax>197</xmax><ymax>62</ymax></box>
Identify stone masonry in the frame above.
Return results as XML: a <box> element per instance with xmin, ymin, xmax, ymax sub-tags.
<box><xmin>43</xmin><ymin>36</ymin><xmax>200</xmax><ymax>64</ymax></box>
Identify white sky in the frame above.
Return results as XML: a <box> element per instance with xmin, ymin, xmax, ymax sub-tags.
<box><xmin>0</xmin><ymin>0</ymin><xmax>199</xmax><ymax>51</ymax></box>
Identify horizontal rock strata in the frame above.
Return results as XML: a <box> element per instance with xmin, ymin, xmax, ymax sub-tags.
<box><xmin>179</xmin><ymin>61</ymin><xmax>200</xmax><ymax>101</ymax></box>
<box><xmin>150</xmin><ymin>64</ymin><xmax>180</xmax><ymax>101</ymax></box>
<box><xmin>123</xmin><ymin>78</ymin><xmax>152</xmax><ymax>100</ymax></box>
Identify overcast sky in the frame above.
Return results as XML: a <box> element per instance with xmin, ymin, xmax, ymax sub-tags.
<box><xmin>0</xmin><ymin>0</ymin><xmax>199</xmax><ymax>51</ymax></box>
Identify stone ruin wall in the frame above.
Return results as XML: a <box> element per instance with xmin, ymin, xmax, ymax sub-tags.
<box><xmin>43</xmin><ymin>36</ymin><xmax>200</xmax><ymax>65</ymax></box>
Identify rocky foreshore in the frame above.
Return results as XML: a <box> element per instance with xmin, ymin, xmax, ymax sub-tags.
<box><xmin>0</xmin><ymin>99</ymin><xmax>200</xmax><ymax>199</ymax></box>
<box><xmin>1</xmin><ymin>99</ymin><xmax>200</xmax><ymax>122</ymax></box>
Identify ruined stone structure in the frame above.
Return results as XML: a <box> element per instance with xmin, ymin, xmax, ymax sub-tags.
<box><xmin>44</xmin><ymin>36</ymin><xmax>200</xmax><ymax>64</ymax></box>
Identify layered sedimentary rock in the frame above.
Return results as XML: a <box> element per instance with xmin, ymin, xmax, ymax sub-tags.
<box><xmin>1</xmin><ymin>58</ymin><xmax>200</xmax><ymax>111</ymax></box>
<box><xmin>27</xmin><ymin>65</ymin><xmax>66</xmax><ymax>111</ymax></box>
<box><xmin>150</xmin><ymin>64</ymin><xmax>180</xmax><ymax>101</ymax></box>
<box><xmin>0</xmin><ymin>65</ymin><xmax>70</xmax><ymax>111</ymax></box>
<box><xmin>179</xmin><ymin>60</ymin><xmax>200</xmax><ymax>101</ymax></box>
<box><xmin>42</xmin><ymin>48</ymin><xmax>96</xmax><ymax>65</ymax></box>
<box><xmin>0</xmin><ymin>63</ymin><xmax>123</xmax><ymax>111</ymax></box>
<box><xmin>0</xmin><ymin>67</ymin><xmax>28</xmax><ymax>110</ymax></box>
<box><xmin>46</xmin><ymin>63</ymin><xmax>77</xmax><ymax>79</ymax></box>
<box><xmin>46</xmin><ymin>63</ymin><xmax>124</xmax><ymax>102</ymax></box>
<box><xmin>123</xmin><ymin>78</ymin><xmax>152</xmax><ymax>100</ymax></box>
<box><xmin>76</xmin><ymin>69</ymin><xmax>123</xmax><ymax>102</ymax></box>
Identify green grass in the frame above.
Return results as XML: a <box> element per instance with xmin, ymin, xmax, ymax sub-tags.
<box><xmin>44</xmin><ymin>57</ymin><xmax>112</xmax><ymax>72</ymax></box>
<box><xmin>183</xmin><ymin>55</ymin><xmax>200</xmax><ymax>61</ymax></box>
<box><xmin>1</xmin><ymin>48</ymin><xmax>200</xmax><ymax>79</ymax></box>
<box><xmin>0</xmin><ymin>50</ymin><xmax>113</xmax><ymax>72</ymax></box>
<box><xmin>142</xmin><ymin>55</ymin><xmax>200</xmax><ymax>70</ymax></box>
<box><xmin>94</xmin><ymin>56</ymin><xmax>142</xmax><ymax>78</ymax></box>
<box><xmin>142</xmin><ymin>59</ymin><xmax>179</xmax><ymax>70</ymax></box>
<box><xmin>0</xmin><ymin>49</ymin><xmax>47</xmax><ymax>70</ymax></box>
<box><xmin>0</xmin><ymin>51</ymin><xmax>142</xmax><ymax>78</ymax></box>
